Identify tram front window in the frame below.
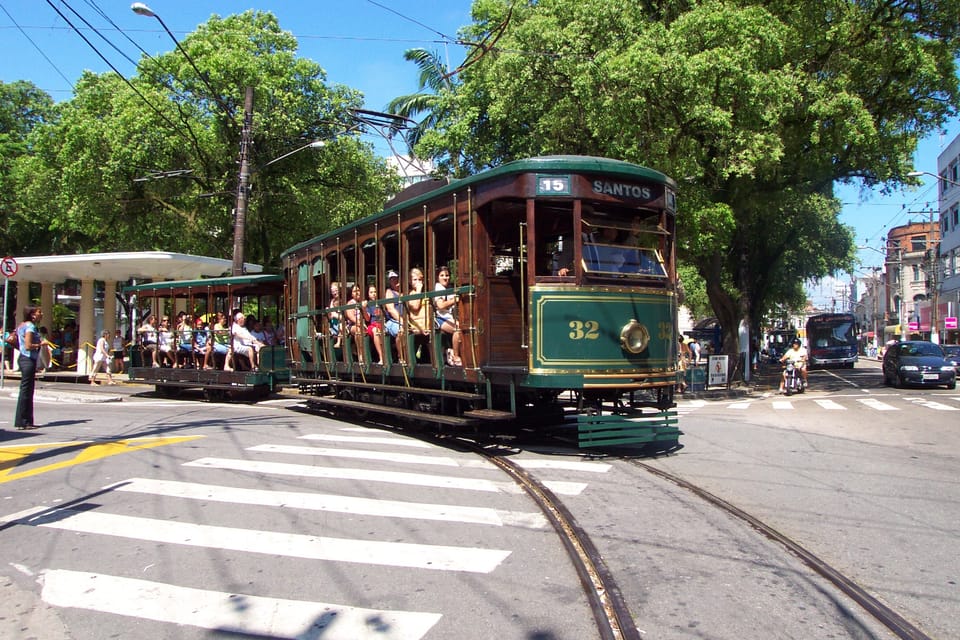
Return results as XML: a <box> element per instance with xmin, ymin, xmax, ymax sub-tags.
<box><xmin>582</xmin><ymin>217</ymin><xmax>666</xmax><ymax>279</ymax></box>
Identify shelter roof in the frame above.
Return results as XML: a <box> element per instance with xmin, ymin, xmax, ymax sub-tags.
<box><xmin>9</xmin><ymin>252</ymin><xmax>262</xmax><ymax>283</ymax></box>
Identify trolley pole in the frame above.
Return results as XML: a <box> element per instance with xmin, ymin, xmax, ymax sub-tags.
<box><xmin>232</xmin><ymin>86</ymin><xmax>254</xmax><ymax>277</ymax></box>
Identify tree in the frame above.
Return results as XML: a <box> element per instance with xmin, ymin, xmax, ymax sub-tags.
<box><xmin>412</xmin><ymin>0</ymin><xmax>960</xmax><ymax>357</ymax></box>
<box><xmin>385</xmin><ymin>48</ymin><xmax>459</xmax><ymax>165</ymax></box>
<box><xmin>12</xmin><ymin>11</ymin><xmax>399</xmax><ymax>267</ymax></box>
<box><xmin>0</xmin><ymin>80</ymin><xmax>56</xmax><ymax>255</ymax></box>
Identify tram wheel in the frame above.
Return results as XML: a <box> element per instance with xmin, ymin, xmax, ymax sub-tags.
<box><xmin>337</xmin><ymin>388</ymin><xmax>369</xmax><ymax>420</ymax></box>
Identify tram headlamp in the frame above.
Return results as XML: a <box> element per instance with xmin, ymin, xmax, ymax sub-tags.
<box><xmin>620</xmin><ymin>320</ymin><xmax>650</xmax><ymax>354</ymax></box>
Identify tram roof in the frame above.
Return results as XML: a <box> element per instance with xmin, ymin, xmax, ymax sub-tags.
<box><xmin>10</xmin><ymin>251</ymin><xmax>261</xmax><ymax>283</ymax></box>
<box><xmin>281</xmin><ymin>155</ymin><xmax>676</xmax><ymax>258</ymax></box>
<box><xmin>122</xmin><ymin>273</ymin><xmax>282</xmax><ymax>294</ymax></box>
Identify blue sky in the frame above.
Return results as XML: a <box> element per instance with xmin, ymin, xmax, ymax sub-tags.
<box><xmin>0</xmin><ymin>0</ymin><xmax>474</xmax><ymax>151</ymax></box>
<box><xmin>2</xmin><ymin>0</ymin><xmax>958</xmax><ymax>304</ymax></box>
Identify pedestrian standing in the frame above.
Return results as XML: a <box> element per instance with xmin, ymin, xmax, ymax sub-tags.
<box><xmin>677</xmin><ymin>335</ymin><xmax>689</xmax><ymax>393</ymax></box>
<box><xmin>89</xmin><ymin>330</ymin><xmax>115</xmax><ymax>385</ymax></box>
<box><xmin>689</xmin><ymin>338</ymin><xmax>701</xmax><ymax>365</ymax></box>
<box><xmin>111</xmin><ymin>329</ymin><xmax>125</xmax><ymax>374</ymax></box>
<box><xmin>13</xmin><ymin>306</ymin><xmax>42</xmax><ymax>430</ymax></box>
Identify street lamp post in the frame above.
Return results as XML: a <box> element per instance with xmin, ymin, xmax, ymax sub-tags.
<box><xmin>131</xmin><ymin>3</ymin><xmax>232</xmax><ymax>117</ymax></box>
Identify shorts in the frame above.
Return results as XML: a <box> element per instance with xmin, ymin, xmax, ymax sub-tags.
<box><xmin>213</xmin><ymin>342</ymin><xmax>229</xmax><ymax>355</ymax></box>
<box><xmin>435</xmin><ymin>315</ymin><xmax>455</xmax><ymax>330</ymax></box>
<box><xmin>234</xmin><ymin>344</ymin><xmax>252</xmax><ymax>357</ymax></box>
<box><xmin>112</xmin><ymin>350</ymin><xmax>124</xmax><ymax>359</ymax></box>
<box><xmin>366</xmin><ymin>321</ymin><xmax>382</xmax><ymax>338</ymax></box>
<box><xmin>384</xmin><ymin>318</ymin><xmax>401</xmax><ymax>338</ymax></box>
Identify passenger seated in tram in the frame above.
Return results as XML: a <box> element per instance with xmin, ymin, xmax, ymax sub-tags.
<box><xmin>193</xmin><ymin>317</ymin><xmax>213</xmax><ymax>369</ymax></box>
<box><xmin>261</xmin><ymin>317</ymin><xmax>277</xmax><ymax>346</ymax></box>
<box><xmin>212</xmin><ymin>312</ymin><xmax>231</xmax><ymax>370</ymax></box>
<box><xmin>365</xmin><ymin>284</ymin><xmax>385</xmax><ymax>366</ymax></box>
<box><xmin>433</xmin><ymin>266</ymin><xmax>462</xmax><ymax>366</ymax></box>
<box><xmin>383</xmin><ymin>270</ymin><xmax>404</xmax><ymax>361</ymax></box>
<box><xmin>406</xmin><ymin>268</ymin><xmax>431</xmax><ymax>363</ymax></box>
<box><xmin>342</xmin><ymin>283</ymin><xmax>366</xmax><ymax>365</ymax></box>
<box><xmin>231</xmin><ymin>311</ymin><xmax>264</xmax><ymax>370</ymax></box>
<box><xmin>157</xmin><ymin>317</ymin><xmax>176</xmax><ymax>368</ymax></box>
<box><xmin>324</xmin><ymin>282</ymin><xmax>343</xmax><ymax>350</ymax></box>
<box><xmin>176</xmin><ymin>312</ymin><xmax>194</xmax><ymax>368</ymax></box>
<box><xmin>138</xmin><ymin>314</ymin><xmax>159</xmax><ymax>367</ymax></box>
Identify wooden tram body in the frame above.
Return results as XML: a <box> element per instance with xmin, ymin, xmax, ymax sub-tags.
<box><xmin>282</xmin><ymin>155</ymin><xmax>682</xmax><ymax>448</ymax></box>
<box><xmin>125</xmin><ymin>274</ymin><xmax>288</xmax><ymax>400</ymax></box>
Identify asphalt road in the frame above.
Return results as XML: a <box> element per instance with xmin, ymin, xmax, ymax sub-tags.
<box><xmin>1</xmin><ymin>362</ymin><xmax>955</xmax><ymax>639</ymax></box>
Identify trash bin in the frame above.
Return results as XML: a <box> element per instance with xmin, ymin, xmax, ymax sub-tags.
<box><xmin>686</xmin><ymin>365</ymin><xmax>707</xmax><ymax>391</ymax></box>
<box><xmin>128</xmin><ymin>345</ymin><xmax>142</xmax><ymax>368</ymax></box>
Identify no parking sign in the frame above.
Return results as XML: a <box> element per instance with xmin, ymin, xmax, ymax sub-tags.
<box><xmin>0</xmin><ymin>256</ymin><xmax>17</xmax><ymax>278</ymax></box>
<box><xmin>1</xmin><ymin>256</ymin><xmax>17</xmax><ymax>388</ymax></box>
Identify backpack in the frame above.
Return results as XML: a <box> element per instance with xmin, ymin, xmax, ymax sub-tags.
<box><xmin>5</xmin><ymin>326</ymin><xmax>20</xmax><ymax>351</ymax></box>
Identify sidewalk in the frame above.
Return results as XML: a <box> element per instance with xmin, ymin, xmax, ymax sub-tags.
<box><xmin>2</xmin><ymin>375</ymin><xmax>148</xmax><ymax>404</ymax></box>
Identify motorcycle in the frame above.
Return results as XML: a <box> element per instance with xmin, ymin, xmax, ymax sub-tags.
<box><xmin>783</xmin><ymin>361</ymin><xmax>805</xmax><ymax>395</ymax></box>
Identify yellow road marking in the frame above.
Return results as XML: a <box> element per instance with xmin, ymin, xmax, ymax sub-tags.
<box><xmin>0</xmin><ymin>436</ymin><xmax>203</xmax><ymax>483</ymax></box>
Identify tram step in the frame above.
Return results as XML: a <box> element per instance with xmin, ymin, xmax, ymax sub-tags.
<box><xmin>305</xmin><ymin>396</ymin><xmax>479</xmax><ymax>427</ymax></box>
<box><xmin>319</xmin><ymin>379</ymin><xmax>486</xmax><ymax>401</ymax></box>
<box><xmin>462</xmin><ymin>409</ymin><xmax>515</xmax><ymax>421</ymax></box>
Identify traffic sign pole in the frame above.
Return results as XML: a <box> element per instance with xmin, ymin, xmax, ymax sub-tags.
<box><xmin>0</xmin><ymin>256</ymin><xmax>17</xmax><ymax>389</ymax></box>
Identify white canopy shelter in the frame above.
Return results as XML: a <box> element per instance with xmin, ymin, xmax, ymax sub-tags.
<box><xmin>5</xmin><ymin>252</ymin><xmax>262</xmax><ymax>374</ymax></box>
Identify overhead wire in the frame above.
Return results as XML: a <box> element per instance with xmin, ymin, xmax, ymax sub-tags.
<box><xmin>0</xmin><ymin>1</ymin><xmax>74</xmax><ymax>88</ymax></box>
<box><xmin>41</xmin><ymin>0</ymin><xmax>190</xmax><ymax>143</ymax></box>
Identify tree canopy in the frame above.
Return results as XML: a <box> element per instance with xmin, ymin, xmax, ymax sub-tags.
<box><xmin>7</xmin><ymin>11</ymin><xmax>399</xmax><ymax>269</ymax></box>
<box><xmin>412</xmin><ymin>0</ymin><xmax>960</xmax><ymax>353</ymax></box>
<box><xmin>0</xmin><ymin>80</ymin><xmax>56</xmax><ymax>255</ymax></box>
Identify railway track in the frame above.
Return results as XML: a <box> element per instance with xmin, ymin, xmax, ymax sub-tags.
<box><xmin>326</xmin><ymin>404</ymin><xmax>936</xmax><ymax>640</ymax></box>
<box><xmin>628</xmin><ymin>459</ymin><xmax>934</xmax><ymax>640</ymax></box>
<box><xmin>466</xmin><ymin>441</ymin><xmax>641</xmax><ymax>640</ymax></box>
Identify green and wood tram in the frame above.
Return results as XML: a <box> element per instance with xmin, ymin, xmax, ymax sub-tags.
<box><xmin>124</xmin><ymin>274</ymin><xmax>288</xmax><ymax>400</ymax></box>
<box><xmin>281</xmin><ymin>155</ymin><xmax>682</xmax><ymax>448</ymax></box>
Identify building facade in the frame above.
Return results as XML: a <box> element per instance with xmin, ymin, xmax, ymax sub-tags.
<box><xmin>930</xmin><ymin>135</ymin><xmax>960</xmax><ymax>343</ymax></box>
<box><xmin>883</xmin><ymin>221</ymin><xmax>939</xmax><ymax>341</ymax></box>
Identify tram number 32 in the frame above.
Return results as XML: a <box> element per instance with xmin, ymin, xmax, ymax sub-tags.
<box><xmin>569</xmin><ymin>320</ymin><xmax>600</xmax><ymax>340</ymax></box>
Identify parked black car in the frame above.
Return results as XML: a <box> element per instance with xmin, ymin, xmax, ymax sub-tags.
<box><xmin>943</xmin><ymin>344</ymin><xmax>960</xmax><ymax>374</ymax></box>
<box><xmin>882</xmin><ymin>341</ymin><xmax>957</xmax><ymax>389</ymax></box>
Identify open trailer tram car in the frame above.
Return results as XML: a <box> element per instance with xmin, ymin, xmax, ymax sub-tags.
<box><xmin>125</xmin><ymin>274</ymin><xmax>288</xmax><ymax>400</ymax></box>
<box><xmin>281</xmin><ymin>155</ymin><xmax>682</xmax><ymax>449</ymax></box>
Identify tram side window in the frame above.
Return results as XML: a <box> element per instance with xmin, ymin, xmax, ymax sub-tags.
<box><xmin>433</xmin><ymin>216</ymin><xmax>457</xmax><ymax>281</ymax></box>
<box><xmin>406</xmin><ymin>223</ymin><xmax>426</xmax><ymax>277</ymax></box>
<box><xmin>312</xmin><ymin>257</ymin><xmax>328</xmax><ymax>311</ymax></box>
<box><xmin>582</xmin><ymin>211</ymin><xmax>667</xmax><ymax>279</ymax></box>
<box><xmin>486</xmin><ymin>201</ymin><xmax>525</xmax><ymax>276</ymax></box>
<box><xmin>535</xmin><ymin>204</ymin><xmax>574</xmax><ymax>276</ymax></box>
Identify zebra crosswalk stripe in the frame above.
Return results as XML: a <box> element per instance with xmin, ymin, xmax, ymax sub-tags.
<box><xmin>28</xmin><ymin>508</ymin><xmax>511</xmax><ymax>573</ymax></box>
<box><xmin>113</xmin><ymin>477</ymin><xmax>547</xmax><ymax>528</ymax></box>
<box><xmin>42</xmin><ymin>569</ymin><xmax>441</xmax><ymax>640</ymax></box>
<box><xmin>857</xmin><ymin>399</ymin><xmax>899</xmax><ymax>411</ymax></box>
<box><xmin>184</xmin><ymin>457</ymin><xmax>588</xmax><ymax>496</ymax></box>
<box><xmin>247</xmin><ymin>443</ymin><xmax>464</xmax><ymax>467</ymax></box>
<box><xmin>814</xmin><ymin>399</ymin><xmax>846</xmax><ymax>410</ymax></box>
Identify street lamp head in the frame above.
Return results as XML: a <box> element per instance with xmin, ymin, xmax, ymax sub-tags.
<box><xmin>130</xmin><ymin>3</ymin><xmax>156</xmax><ymax>18</ymax></box>
<box><xmin>906</xmin><ymin>170</ymin><xmax>925</xmax><ymax>178</ymax></box>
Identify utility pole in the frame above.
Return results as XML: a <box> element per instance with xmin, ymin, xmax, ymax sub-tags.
<box><xmin>929</xmin><ymin>207</ymin><xmax>940</xmax><ymax>344</ymax></box>
<box><xmin>232</xmin><ymin>86</ymin><xmax>254</xmax><ymax>277</ymax></box>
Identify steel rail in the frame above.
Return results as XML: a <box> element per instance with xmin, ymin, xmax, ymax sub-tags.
<box><xmin>630</xmin><ymin>460</ymin><xmax>934</xmax><ymax>640</ymax></box>
<box><xmin>463</xmin><ymin>441</ymin><xmax>642</xmax><ymax>640</ymax></box>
